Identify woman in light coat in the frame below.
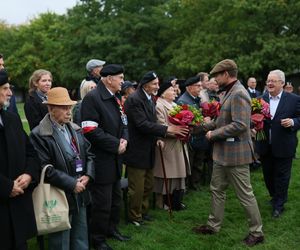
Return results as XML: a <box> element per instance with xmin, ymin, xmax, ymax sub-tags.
<box><xmin>153</xmin><ymin>78</ymin><xmax>190</xmax><ymax>210</ymax></box>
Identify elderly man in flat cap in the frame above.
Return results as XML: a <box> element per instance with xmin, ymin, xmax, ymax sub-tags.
<box><xmin>0</xmin><ymin>69</ymin><xmax>39</xmax><ymax>250</ymax></box>
<box><xmin>84</xmin><ymin>59</ymin><xmax>106</xmax><ymax>85</ymax></box>
<box><xmin>193</xmin><ymin>59</ymin><xmax>264</xmax><ymax>247</ymax></box>
<box><xmin>81</xmin><ymin>64</ymin><xmax>130</xmax><ymax>250</ymax></box>
<box><xmin>124</xmin><ymin>71</ymin><xmax>189</xmax><ymax>226</ymax></box>
<box><xmin>30</xmin><ymin>87</ymin><xmax>95</xmax><ymax>250</ymax></box>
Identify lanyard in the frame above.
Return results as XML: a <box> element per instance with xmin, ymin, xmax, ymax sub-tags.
<box><xmin>114</xmin><ymin>96</ymin><xmax>125</xmax><ymax>115</ymax></box>
<box><xmin>70</xmin><ymin>137</ymin><xmax>80</xmax><ymax>156</ymax></box>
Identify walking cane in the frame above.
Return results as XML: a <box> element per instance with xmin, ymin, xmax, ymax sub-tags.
<box><xmin>158</xmin><ymin>144</ymin><xmax>173</xmax><ymax>219</ymax></box>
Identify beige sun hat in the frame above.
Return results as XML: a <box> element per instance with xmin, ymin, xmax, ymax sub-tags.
<box><xmin>43</xmin><ymin>87</ymin><xmax>77</xmax><ymax>106</ymax></box>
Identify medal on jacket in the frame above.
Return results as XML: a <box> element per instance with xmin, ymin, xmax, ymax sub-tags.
<box><xmin>115</xmin><ymin>96</ymin><xmax>128</xmax><ymax>125</ymax></box>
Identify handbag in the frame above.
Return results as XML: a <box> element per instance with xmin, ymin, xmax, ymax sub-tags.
<box><xmin>32</xmin><ymin>164</ymin><xmax>71</xmax><ymax>235</ymax></box>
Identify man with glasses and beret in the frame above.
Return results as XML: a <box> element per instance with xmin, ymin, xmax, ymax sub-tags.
<box><xmin>124</xmin><ymin>71</ymin><xmax>189</xmax><ymax>226</ymax></box>
<box><xmin>177</xmin><ymin>76</ymin><xmax>207</xmax><ymax>190</ymax></box>
<box><xmin>81</xmin><ymin>64</ymin><xmax>130</xmax><ymax>250</ymax></box>
<box><xmin>193</xmin><ymin>59</ymin><xmax>264</xmax><ymax>247</ymax></box>
<box><xmin>256</xmin><ymin>69</ymin><xmax>300</xmax><ymax>218</ymax></box>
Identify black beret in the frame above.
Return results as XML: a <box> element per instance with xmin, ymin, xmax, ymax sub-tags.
<box><xmin>0</xmin><ymin>69</ymin><xmax>9</xmax><ymax>86</ymax></box>
<box><xmin>210</xmin><ymin>59</ymin><xmax>237</xmax><ymax>76</ymax></box>
<box><xmin>140</xmin><ymin>71</ymin><xmax>158</xmax><ymax>86</ymax></box>
<box><xmin>100</xmin><ymin>64</ymin><xmax>124</xmax><ymax>77</ymax></box>
<box><xmin>157</xmin><ymin>79</ymin><xmax>173</xmax><ymax>97</ymax></box>
<box><xmin>185</xmin><ymin>75</ymin><xmax>201</xmax><ymax>87</ymax></box>
<box><xmin>121</xmin><ymin>80</ymin><xmax>135</xmax><ymax>92</ymax></box>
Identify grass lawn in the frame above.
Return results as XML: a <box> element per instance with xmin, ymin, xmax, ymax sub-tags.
<box><xmin>18</xmin><ymin>103</ymin><xmax>300</xmax><ymax>250</ymax></box>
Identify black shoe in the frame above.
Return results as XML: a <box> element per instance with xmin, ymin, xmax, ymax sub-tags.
<box><xmin>108</xmin><ymin>230</ymin><xmax>131</xmax><ymax>241</ymax></box>
<box><xmin>242</xmin><ymin>234</ymin><xmax>264</xmax><ymax>247</ymax></box>
<box><xmin>95</xmin><ymin>242</ymin><xmax>113</xmax><ymax>250</ymax></box>
<box><xmin>179</xmin><ymin>202</ymin><xmax>187</xmax><ymax>210</ymax></box>
<box><xmin>142</xmin><ymin>214</ymin><xmax>154</xmax><ymax>221</ymax></box>
<box><xmin>272</xmin><ymin>209</ymin><xmax>283</xmax><ymax>218</ymax></box>
<box><xmin>129</xmin><ymin>220</ymin><xmax>145</xmax><ymax>227</ymax></box>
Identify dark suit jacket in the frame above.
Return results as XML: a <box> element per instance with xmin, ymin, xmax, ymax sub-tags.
<box><xmin>256</xmin><ymin>91</ymin><xmax>300</xmax><ymax>158</ymax></box>
<box><xmin>177</xmin><ymin>91</ymin><xmax>200</xmax><ymax>108</ymax></box>
<box><xmin>24</xmin><ymin>91</ymin><xmax>48</xmax><ymax>130</ymax></box>
<box><xmin>247</xmin><ymin>88</ymin><xmax>261</xmax><ymax>99</ymax></box>
<box><xmin>0</xmin><ymin>110</ymin><xmax>39</xmax><ymax>248</ymax></box>
<box><xmin>81</xmin><ymin>81</ymin><xmax>128</xmax><ymax>184</ymax></box>
<box><xmin>124</xmin><ymin>87</ymin><xmax>167</xmax><ymax>169</ymax></box>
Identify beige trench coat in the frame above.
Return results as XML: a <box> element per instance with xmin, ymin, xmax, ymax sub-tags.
<box><xmin>153</xmin><ymin>98</ymin><xmax>190</xmax><ymax>178</ymax></box>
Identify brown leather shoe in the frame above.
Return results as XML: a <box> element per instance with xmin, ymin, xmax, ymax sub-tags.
<box><xmin>243</xmin><ymin>234</ymin><xmax>264</xmax><ymax>247</ymax></box>
<box><xmin>192</xmin><ymin>225</ymin><xmax>216</xmax><ymax>235</ymax></box>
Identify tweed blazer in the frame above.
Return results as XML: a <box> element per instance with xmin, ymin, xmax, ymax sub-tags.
<box><xmin>207</xmin><ymin>80</ymin><xmax>255</xmax><ymax>166</ymax></box>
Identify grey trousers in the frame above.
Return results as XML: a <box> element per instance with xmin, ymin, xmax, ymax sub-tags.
<box><xmin>207</xmin><ymin>162</ymin><xmax>263</xmax><ymax>236</ymax></box>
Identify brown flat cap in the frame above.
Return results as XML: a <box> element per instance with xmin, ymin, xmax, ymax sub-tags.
<box><xmin>210</xmin><ymin>59</ymin><xmax>237</xmax><ymax>76</ymax></box>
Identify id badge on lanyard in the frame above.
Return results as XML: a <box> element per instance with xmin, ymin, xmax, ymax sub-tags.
<box><xmin>71</xmin><ymin>138</ymin><xmax>83</xmax><ymax>173</ymax></box>
<box><xmin>75</xmin><ymin>158</ymin><xmax>83</xmax><ymax>173</ymax></box>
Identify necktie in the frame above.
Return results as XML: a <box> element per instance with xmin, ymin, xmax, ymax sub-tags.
<box><xmin>61</xmin><ymin>127</ymin><xmax>71</xmax><ymax>144</ymax></box>
<box><xmin>149</xmin><ymin>98</ymin><xmax>155</xmax><ymax>113</ymax></box>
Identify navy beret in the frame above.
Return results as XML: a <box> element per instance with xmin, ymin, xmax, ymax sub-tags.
<box><xmin>0</xmin><ymin>69</ymin><xmax>9</xmax><ymax>86</ymax></box>
<box><xmin>100</xmin><ymin>64</ymin><xmax>124</xmax><ymax>77</ymax></box>
<box><xmin>185</xmin><ymin>76</ymin><xmax>201</xmax><ymax>87</ymax></box>
<box><xmin>140</xmin><ymin>71</ymin><xmax>158</xmax><ymax>86</ymax></box>
<box><xmin>121</xmin><ymin>80</ymin><xmax>135</xmax><ymax>92</ymax></box>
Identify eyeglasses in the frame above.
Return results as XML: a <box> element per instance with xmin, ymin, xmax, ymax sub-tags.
<box><xmin>266</xmin><ymin>79</ymin><xmax>283</xmax><ymax>84</ymax></box>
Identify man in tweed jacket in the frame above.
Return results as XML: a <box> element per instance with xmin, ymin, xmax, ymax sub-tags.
<box><xmin>193</xmin><ymin>59</ymin><xmax>264</xmax><ymax>247</ymax></box>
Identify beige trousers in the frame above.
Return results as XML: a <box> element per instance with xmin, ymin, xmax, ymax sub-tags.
<box><xmin>207</xmin><ymin>162</ymin><xmax>263</xmax><ymax>236</ymax></box>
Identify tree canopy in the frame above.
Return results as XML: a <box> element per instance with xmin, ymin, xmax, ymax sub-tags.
<box><xmin>1</xmin><ymin>0</ymin><xmax>299</xmax><ymax>90</ymax></box>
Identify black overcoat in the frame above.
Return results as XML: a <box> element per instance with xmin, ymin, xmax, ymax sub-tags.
<box><xmin>124</xmin><ymin>87</ymin><xmax>167</xmax><ymax>169</ymax></box>
<box><xmin>81</xmin><ymin>81</ymin><xmax>128</xmax><ymax>184</ymax></box>
<box><xmin>24</xmin><ymin>91</ymin><xmax>48</xmax><ymax>130</ymax></box>
<box><xmin>0</xmin><ymin>110</ymin><xmax>39</xmax><ymax>249</ymax></box>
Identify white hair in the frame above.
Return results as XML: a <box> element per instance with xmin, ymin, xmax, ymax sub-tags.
<box><xmin>269</xmin><ymin>69</ymin><xmax>285</xmax><ymax>83</ymax></box>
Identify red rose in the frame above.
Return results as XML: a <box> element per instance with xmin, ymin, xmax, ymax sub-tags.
<box><xmin>180</xmin><ymin>110</ymin><xmax>194</xmax><ymax>124</ymax></box>
<box><xmin>182</xmin><ymin>104</ymin><xmax>188</xmax><ymax>110</ymax></box>
<box><xmin>251</xmin><ymin>113</ymin><xmax>264</xmax><ymax>131</ymax></box>
<box><xmin>175</xmin><ymin>113</ymin><xmax>183</xmax><ymax>119</ymax></box>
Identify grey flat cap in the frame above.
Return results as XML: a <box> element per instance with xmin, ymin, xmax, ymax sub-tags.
<box><xmin>86</xmin><ymin>59</ymin><xmax>106</xmax><ymax>71</ymax></box>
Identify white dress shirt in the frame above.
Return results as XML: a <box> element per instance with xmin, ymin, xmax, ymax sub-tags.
<box><xmin>269</xmin><ymin>91</ymin><xmax>283</xmax><ymax>119</ymax></box>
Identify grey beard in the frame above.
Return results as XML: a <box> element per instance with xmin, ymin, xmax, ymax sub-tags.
<box><xmin>3</xmin><ymin>100</ymin><xmax>10</xmax><ymax>110</ymax></box>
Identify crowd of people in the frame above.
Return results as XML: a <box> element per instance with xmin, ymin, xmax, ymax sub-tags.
<box><xmin>1</xmin><ymin>53</ymin><xmax>300</xmax><ymax>250</ymax></box>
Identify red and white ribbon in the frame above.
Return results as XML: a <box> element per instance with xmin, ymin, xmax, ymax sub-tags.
<box><xmin>81</xmin><ymin>120</ymin><xmax>99</xmax><ymax>134</ymax></box>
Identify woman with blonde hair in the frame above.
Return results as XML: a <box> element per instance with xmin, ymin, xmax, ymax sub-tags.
<box><xmin>73</xmin><ymin>80</ymin><xmax>97</xmax><ymax>126</ymax></box>
<box><xmin>24</xmin><ymin>69</ymin><xmax>52</xmax><ymax>130</ymax></box>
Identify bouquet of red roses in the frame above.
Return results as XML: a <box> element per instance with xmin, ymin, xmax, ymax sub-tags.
<box><xmin>251</xmin><ymin>98</ymin><xmax>272</xmax><ymax>140</ymax></box>
<box><xmin>200</xmin><ymin>100</ymin><xmax>221</xmax><ymax>119</ymax></box>
<box><xmin>168</xmin><ymin>104</ymin><xmax>203</xmax><ymax>142</ymax></box>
